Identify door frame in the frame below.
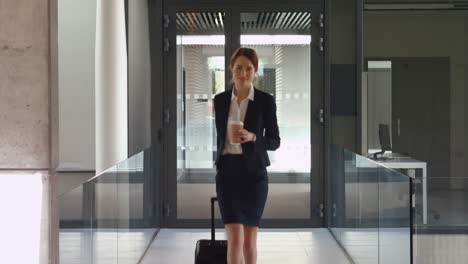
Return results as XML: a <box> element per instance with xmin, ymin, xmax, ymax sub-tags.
<box><xmin>160</xmin><ymin>1</ymin><xmax>325</xmax><ymax>228</ymax></box>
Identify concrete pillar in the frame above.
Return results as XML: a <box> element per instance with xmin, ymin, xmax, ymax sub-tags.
<box><xmin>95</xmin><ymin>0</ymin><xmax>128</xmax><ymax>174</ymax></box>
<box><xmin>0</xmin><ymin>0</ymin><xmax>55</xmax><ymax>263</ymax></box>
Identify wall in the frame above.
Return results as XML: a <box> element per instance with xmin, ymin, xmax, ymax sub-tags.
<box><xmin>364</xmin><ymin>11</ymin><xmax>468</xmax><ymax>180</ymax></box>
<box><xmin>95</xmin><ymin>0</ymin><xmax>128</xmax><ymax>173</ymax></box>
<box><xmin>366</xmin><ymin>68</ymin><xmax>392</xmax><ymax>150</ymax></box>
<box><xmin>128</xmin><ymin>0</ymin><xmax>151</xmax><ymax>157</ymax></box>
<box><xmin>57</xmin><ymin>0</ymin><xmax>96</xmax><ymax>171</ymax></box>
<box><xmin>329</xmin><ymin>0</ymin><xmax>358</xmax><ymax>152</ymax></box>
<box><xmin>58</xmin><ymin>0</ymin><xmax>151</xmax><ymax>170</ymax></box>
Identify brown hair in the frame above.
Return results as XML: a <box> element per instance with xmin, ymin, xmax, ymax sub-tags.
<box><xmin>229</xmin><ymin>47</ymin><xmax>259</xmax><ymax>72</ymax></box>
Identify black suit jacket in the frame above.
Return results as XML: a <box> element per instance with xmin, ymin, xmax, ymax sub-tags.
<box><xmin>214</xmin><ymin>87</ymin><xmax>280</xmax><ymax>173</ymax></box>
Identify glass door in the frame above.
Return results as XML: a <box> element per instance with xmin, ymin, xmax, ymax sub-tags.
<box><xmin>238</xmin><ymin>11</ymin><xmax>321</xmax><ymax>223</ymax></box>
<box><xmin>164</xmin><ymin>5</ymin><xmax>324</xmax><ymax>227</ymax></box>
<box><xmin>164</xmin><ymin>8</ymin><xmax>228</xmax><ymax>227</ymax></box>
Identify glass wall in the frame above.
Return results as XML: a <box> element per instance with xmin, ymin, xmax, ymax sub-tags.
<box><xmin>59</xmin><ymin>148</ymin><xmax>159</xmax><ymax>264</ymax></box>
<box><xmin>362</xmin><ymin>2</ymin><xmax>468</xmax><ymax>263</ymax></box>
<box><xmin>328</xmin><ymin>145</ymin><xmax>412</xmax><ymax>264</ymax></box>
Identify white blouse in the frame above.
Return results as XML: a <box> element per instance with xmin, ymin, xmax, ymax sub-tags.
<box><xmin>222</xmin><ymin>84</ymin><xmax>255</xmax><ymax>155</ymax></box>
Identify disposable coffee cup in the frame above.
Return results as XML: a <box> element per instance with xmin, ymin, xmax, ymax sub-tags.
<box><xmin>228</xmin><ymin>121</ymin><xmax>244</xmax><ymax>145</ymax></box>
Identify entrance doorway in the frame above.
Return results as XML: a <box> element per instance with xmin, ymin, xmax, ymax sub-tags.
<box><xmin>159</xmin><ymin>2</ymin><xmax>325</xmax><ymax>228</ymax></box>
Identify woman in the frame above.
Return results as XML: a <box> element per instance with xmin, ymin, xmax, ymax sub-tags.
<box><xmin>213</xmin><ymin>47</ymin><xmax>280</xmax><ymax>264</ymax></box>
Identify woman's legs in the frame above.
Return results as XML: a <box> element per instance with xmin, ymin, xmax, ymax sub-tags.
<box><xmin>225</xmin><ymin>224</ymin><xmax>258</xmax><ymax>264</ymax></box>
<box><xmin>225</xmin><ymin>223</ymin><xmax>245</xmax><ymax>264</ymax></box>
<box><xmin>243</xmin><ymin>225</ymin><xmax>258</xmax><ymax>264</ymax></box>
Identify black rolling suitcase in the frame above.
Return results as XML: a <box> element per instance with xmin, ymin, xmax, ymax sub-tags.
<box><xmin>194</xmin><ymin>197</ymin><xmax>228</xmax><ymax>264</ymax></box>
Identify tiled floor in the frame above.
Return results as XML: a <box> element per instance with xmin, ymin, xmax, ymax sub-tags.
<box><xmin>140</xmin><ymin>228</ymin><xmax>352</xmax><ymax>264</ymax></box>
<box><xmin>59</xmin><ymin>227</ymin><xmax>468</xmax><ymax>264</ymax></box>
<box><xmin>413</xmin><ymin>234</ymin><xmax>468</xmax><ymax>264</ymax></box>
<box><xmin>60</xmin><ymin>228</ymin><xmax>156</xmax><ymax>264</ymax></box>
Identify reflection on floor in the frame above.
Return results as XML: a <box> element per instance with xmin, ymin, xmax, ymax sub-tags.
<box><xmin>331</xmin><ymin>228</ymin><xmax>411</xmax><ymax>264</ymax></box>
<box><xmin>59</xmin><ymin>229</ymin><xmax>156</xmax><ymax>264</ymax></box>
<box><xmin>331</xmin><ymin>228</ymin><xmax>468</xmax><ymax>264</ymax></box>
<box><xmin>140</xmin><ymin>228</ymin><xmax>352</xmax><ymax>264</ymax></box>
<box><xmin>177</xmin><ymin>183</ymin><xmax>310</xmax><ymax>219</ymax></box>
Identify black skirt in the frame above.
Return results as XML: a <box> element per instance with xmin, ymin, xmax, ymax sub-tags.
<box><xmin>215</xmin><ymin>154</ymin><xmax>268</xmax><ymax>227</ymax></box>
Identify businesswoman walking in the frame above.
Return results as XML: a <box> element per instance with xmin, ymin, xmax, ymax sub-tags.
<box><xmin>214</xmin><ymin>47</ymin><xmax>280</xmax><ymax>264</ymax></box>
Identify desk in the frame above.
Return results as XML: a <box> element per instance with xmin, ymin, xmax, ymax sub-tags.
<box><xmin>357</xmin><ymin>153</ymin><xmax>428</xmax><ymax>224</ymax></box>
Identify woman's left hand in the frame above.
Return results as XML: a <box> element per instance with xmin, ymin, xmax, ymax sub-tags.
<box><xmin>238</xmin><ymin>129</ymin><xmax>255</xmax><ymax>143</ymax></box>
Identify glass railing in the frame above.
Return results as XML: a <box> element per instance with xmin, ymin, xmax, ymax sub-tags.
<box><xmin>59</xmin><ymin>148</ymin><xmax>159</xmax><ymax>264</ymax></box>
<box><xmin>328</xmin><ymin>145</ymin><xmax>413</xmax><ymax>264</ymax></box>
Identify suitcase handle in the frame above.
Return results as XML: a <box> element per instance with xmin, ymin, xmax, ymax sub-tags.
<box><xmin>211</xmin><ymin>197</ymin><xmax>217</xmax><ymax>241</ymax></box>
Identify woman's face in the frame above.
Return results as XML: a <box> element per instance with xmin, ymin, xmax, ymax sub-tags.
<box><xmin>231</xmin><ymin>55</ymin><xmax>256</xmax><ymax>88</ymax></box>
